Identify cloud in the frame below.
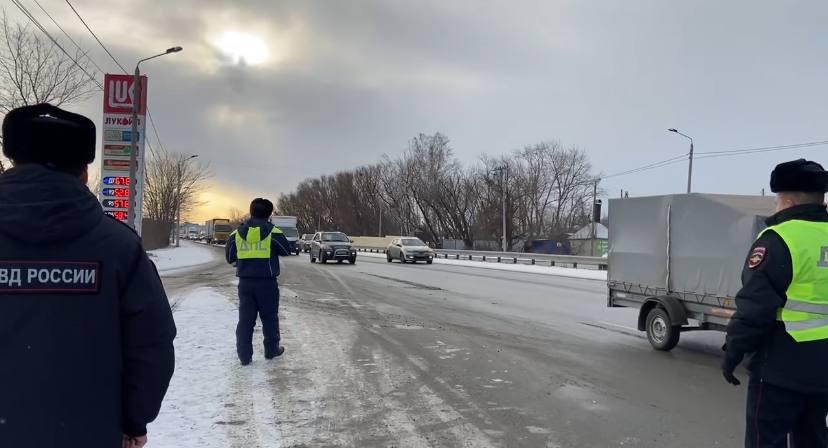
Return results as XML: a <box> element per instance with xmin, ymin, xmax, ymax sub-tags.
<box><xmin>6</xmin><ymin>0</ymin><xmax>827</xmax><ymax>215</ymax></box>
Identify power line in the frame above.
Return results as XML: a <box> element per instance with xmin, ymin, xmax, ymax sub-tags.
<box><xmin>63</xmin><ymin>0</ymin><xmax>128</xmax><ymax>73</ymax></box>
<box><xmin>601</xmin><ymin>153</ymin><xmax>688</xmax><ymax>180</ymax></box>
<box><xmin>29</xmin><ymin>0</ymin><xmax>105</xmax><ymax>74</ymax></box>
<box><xmin>146</xmin><ymin>110</ymin><xmax>166</xmax><ymax>153</ymax></box>
<box><xmin>599</xmin><ymin>139</ymin><xmax>828</xmax><ymax>181</ymax></box>
<box><xmin>61</xmin><ymin>0</ymin><xmax>169</xmax><ymax>155</ymax></box>
<box><xmin>695</xmin><ymin>140</ymin><xmax>828</xmax><ymax>159</ymax></box>
<box><xmin>8</xmin><ymin>0</ymin><xmax>102</xmax><ymax>89</ymax></box>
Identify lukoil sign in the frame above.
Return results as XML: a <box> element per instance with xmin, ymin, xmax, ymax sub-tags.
<box><xmin>99</xmin><ymin>73</ymin><xmax>148</xmax><ymax>234</ymax></box>
<box><xmin>103</xmin><ymin>75</ymin><xmax>147</xmax><ymax>115</ymax></box>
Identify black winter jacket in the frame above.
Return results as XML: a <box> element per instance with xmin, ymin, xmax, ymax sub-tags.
<box><xmin>225</xmin><ymin>218</ymin><xmax>290</xmax><ymax>278</ymax></box>
<box><xmin>725</xmin><ymin>203</ymin><xmax>828</xmax><ymax>392</ymax></box>
<box><xmin>0</xmin><ymin>165</ymin><xmax>176</xmax><ymax>447</ymax></box>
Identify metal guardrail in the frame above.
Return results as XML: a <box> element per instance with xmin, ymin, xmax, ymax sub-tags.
<box><xmin>355</xmin><ymin>247</ymin><xmax>607</xmax><ymax>270</ymax></box>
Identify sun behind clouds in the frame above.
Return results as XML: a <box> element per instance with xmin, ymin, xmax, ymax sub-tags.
<box><xmin>214</xmin><ymin>31</ymin><xmax>270</xmax><ymax>66</ymax></box>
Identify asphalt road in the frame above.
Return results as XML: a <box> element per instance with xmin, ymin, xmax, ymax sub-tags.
<box><xmin>168</xmin><ymin>248</ymin><xmax>747</xmax><ymax>447</ymax></box>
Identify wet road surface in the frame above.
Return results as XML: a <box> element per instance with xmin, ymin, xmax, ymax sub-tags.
<box><xmin>163</xmin><ymin>247</ymin><xmax>746</xmax><ymax>447</ymax></box>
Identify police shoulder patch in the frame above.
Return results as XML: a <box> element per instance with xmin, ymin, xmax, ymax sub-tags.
<box><xmin>0</xmin><ymin>260</ymin><xmax>101</xmax><ymax>294</ymax></box>
<box><xmin>748</xmin><ymin>247</ymin><xmax>767</xmax><ymax>269</ymax></box>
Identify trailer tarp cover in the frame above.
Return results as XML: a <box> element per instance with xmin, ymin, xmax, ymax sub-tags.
<box><xmin>609</xmin><ymin>194</ymin><xmax>775</xmax><ymax>298</ymax></box>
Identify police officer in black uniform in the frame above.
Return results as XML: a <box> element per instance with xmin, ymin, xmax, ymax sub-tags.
<box><xmin>723</xmin><ymin>159</ymin><xmax>828</xmax><ymax>447</ymax></box>
<box><xmin>0</xmin><ymin>104</ymin><xmax>176</xmax><ymax>448</ymax></box>
<box><xmin>225</xmin><ymin>198</ymin><xmax>290</xmax><ymax>365</ymax></box>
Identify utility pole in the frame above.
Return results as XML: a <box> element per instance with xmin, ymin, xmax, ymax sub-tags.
<box><xmin>492</xmin><ymin>166</ymin><xmax>507</xmax><ymax>252</ymax></box>
<box><xmin>127</xmin><ymin>66</ymin><xmax>141</xmax><ymax>230</ymax></box>
<box><xmin>502</xmin><ymin>170</ymin><xmax>507</xmax><ymax>252</ymax></box>
<box><xmin>175</xmin><ymin>155</ymin><xmax>198</xmax><ymax>247</ymax></box>
<box><xmin>688</xmin><ymin>139</ymin><xmax>694</xmax><ymax>194</ymax></box>
<box><xmin>668</xmin><ymin>128</ymin><xmax>694</xmax><ymax>193</ymax></box>
<box><xmin>378</xmin><ymin>206</ymin><xmax>383</xmax><ymax>237</ymax></box>
<box><xmin>591</xmin><ymin>179</ymin><xmax>598</xmax><ymax>256</ymax></box>
<box><xmin>126</xmin><ymin>46</ymin><xmax>183</xmax><ymax>231</ymax></box>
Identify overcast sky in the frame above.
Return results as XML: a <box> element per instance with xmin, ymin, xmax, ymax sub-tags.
<box><xmin>7</xmin><ymin>0</ymin><xmax>828</xmax><ymax>221</ymax></box>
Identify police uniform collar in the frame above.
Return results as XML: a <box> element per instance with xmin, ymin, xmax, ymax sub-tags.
<box><xmin>247</xmin><ymin>217</ymin><xmax>271</xmax><ymax>226</ymax></box>
<box><xmin>766</xmin><ymin>203</ymin><xmax>828</xmax><ymax>227</ymax></box>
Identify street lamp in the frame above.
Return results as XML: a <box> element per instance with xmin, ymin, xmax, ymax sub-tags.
<box><xmin>668</xmin><ymin>128</ymin><xmax>694</xmax><ymax>194</ymax></box>
<box><xmin>175</xmin><ymin>154</ymin><xmax>199</xmax><ymax>247</ymax></box>
<box><xmin>491</xmin><ymin>166</ymin><xmax>508</xmax><ymax>252</ymax></box>
<box><xmin>127</xmin><ymin>46</ymin><xmax>184</xmax><ymax>231</ymax></box>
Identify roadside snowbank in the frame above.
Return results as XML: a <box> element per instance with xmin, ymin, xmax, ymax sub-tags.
<box><xmin>148</xmin><ymin>241</ymin><xmax>217</xmax><ymax>274</ymax></box>
<box><xmin>359</xmin><ymin>251</ymin><xmax>607</xmax><ymax>281</ymax></box>
<box><xmin>150</xmin><ymin>287</ymin><xmax>286</xmax><ymax>447</ymax></box>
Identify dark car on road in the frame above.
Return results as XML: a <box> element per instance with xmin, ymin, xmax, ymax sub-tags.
<box><xmin>310</xmin><ymin>231</ymin><xmax>357</xmax><ymax>264</ymax></box>
<box><xmin>299</xmin><ymin>233</ymin><xmax>314</xmax><ymax>252</ymax></box>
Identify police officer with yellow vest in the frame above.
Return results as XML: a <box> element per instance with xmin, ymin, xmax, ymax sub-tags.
<box><xmin>723</xmin><ymin>158</ymin><xmax>828</xmax><ymax>447</ymax></box>
<box><xmin>225</xmin><ymin>198</ymin><xmax>290</xmax><ymax>365</ymax></box>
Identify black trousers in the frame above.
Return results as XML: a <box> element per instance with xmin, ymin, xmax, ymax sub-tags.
<box><xmin>746</xmin><ymin>378</ymin><xmax>828</xmax><ymax>448</ymax></box>
<box><xmin>236</xmin><ymin>278</ymin><xmax>280</xmax><ymax>362</ymax></box>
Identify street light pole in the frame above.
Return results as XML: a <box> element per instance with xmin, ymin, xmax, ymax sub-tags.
<box><xmin>126</xmin><ymin>46</ymin><xmax>183</xmax><ymax>231</ymax></box>
<box><xmin>127</xmin><ymin>65</ymin><xmax>140</xmax><ymax>229</ymax></box>
<box><xmin>591</xmin><ymin>179</ymin><xmax>598</xmax><ymax>256</ymax></box>
<box><xmin>668</xmin><ymin>128</ymin><xmax>694</xmax><ymax>194</ymax></box>
<box><xmin>175</xmin><ymin>154</ymin><xmax>198</xmax><ymax>247</ymax></box>
<box><xmin>492</xmin><ymin>166</ymin><xmax>507</xmax><ymax>252</ymax></box>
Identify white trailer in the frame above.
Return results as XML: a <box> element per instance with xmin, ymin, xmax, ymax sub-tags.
<box><xmin>607</xmin><ymin>193</ymin><xmax>775</xmax><ymax>351</ymax></box>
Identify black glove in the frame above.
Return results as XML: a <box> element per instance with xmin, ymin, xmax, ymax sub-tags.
<box><xmin>721</xmin><ymin>354</ymin><xmax>743</xmax><ymax>386</ymax></box>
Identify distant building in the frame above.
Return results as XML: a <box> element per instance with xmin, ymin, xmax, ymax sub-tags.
<box><xmin>568</xmin><ymin>223</ymin><xmax>608</xmax><ymax>256</ymax></box>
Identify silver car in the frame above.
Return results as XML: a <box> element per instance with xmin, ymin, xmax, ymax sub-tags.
<box><xmin>386</xmin><ymin>237</ymin><xmax>434</xmax><ymax>264</ymax></box>
<box><xmin>299</xmin><ymin>234</ymin><xmax>314</xmax><ymax>253</ymax></box>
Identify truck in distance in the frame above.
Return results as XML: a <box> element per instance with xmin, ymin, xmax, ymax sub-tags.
<box><xmin>205</xmin><ymin>218</ymin><xmax>232</xmax><ymax>245</ymax></box>
<box><xmin>271</xmin><ymin>216</ymin><xmax>301</xmax><ymax>255</ymax></box>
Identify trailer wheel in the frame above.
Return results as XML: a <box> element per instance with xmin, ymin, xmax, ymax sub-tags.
<box><xmin>645</xmin><ymin>307</ymin><xmax>680</xmax><ymax>351</ymax></box>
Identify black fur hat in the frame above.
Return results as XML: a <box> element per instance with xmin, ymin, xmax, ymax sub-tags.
<box><xmin>770</xmin><ymin>159</ymin><xmax>828</xmax><ymax>193</ymax></box>
<box><xmin>2</xmin><ymin>103</ymin><xmax>96</xmax><ymax>173</ymax></box>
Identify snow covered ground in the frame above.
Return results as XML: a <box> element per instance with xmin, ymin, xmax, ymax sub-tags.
<box><xmin>358</xmin><ymin>251</ymin><xmax>607</xmax><ymax>281</ymax></box>
<box><xmin>148</xmin><ymin>284</ymin><xmax>370</xmax><ymax>447</ymax></box>
<box><xmin>150</xmin><ymin>286</ymin><xmax>311</xmax><ymax>447</ymax></box>
<box><xmin>148</xmin><ymin>241</ymin><xmax>218</xmax><ymax>275</ymax></box>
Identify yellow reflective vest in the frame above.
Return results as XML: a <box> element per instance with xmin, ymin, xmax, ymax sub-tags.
<box><xmin>232</xmin><ymin>226</ymin><xmax>284</xmax><ymax>260</ymax></box>
<box><xmin>761</xmin><ymin>220</ymin><xmax>828</xmax><ymax>342</ymax></box>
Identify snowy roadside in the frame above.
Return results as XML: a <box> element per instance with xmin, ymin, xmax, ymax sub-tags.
<box><xmin>148</xmin><ymin>241</ymin><xmax>218</xmax><ymax>275</ymax></box>
<box><xmin>149</xmin><ymin>278</ymin><xmax>498</xmax><ymax>447</ymax></box>
<box><xmin>148</xmin><ymin>284</ymin><xmax>363</xmax><ymax>447</ymax></box>
<box><xmin>358</xmin><ymin>251</ymin><xmax>607</xmax><ymax>281</ymax></box>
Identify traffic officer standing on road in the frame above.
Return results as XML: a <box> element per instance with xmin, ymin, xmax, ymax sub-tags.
<box><xmin>0</xmin><ymin>104</ymin><xmax>176</xmax><ymax>448</ymax></box>
<box><xmin>225</xmin><ymin>198</ymin><xmax>290</xmax><ymax>365</ymax></box>
<box><xmin>723</xmin><ymin>158</ymin><xmax>828</xmax><ymax>447</ymax></box>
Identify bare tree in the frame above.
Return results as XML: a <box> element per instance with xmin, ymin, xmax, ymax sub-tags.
<box><xmin>0</xmin><ymin>12</ymin><xmax>98</xmax><ymax>173</ymax></box>
<box><xmin>277</xmin><ymin>133</ymin><xmax>600</xmax><ymax>253</ymax></box>
<box><xmin>0</xmin><ymin>13</ymin><xmax>97</xmax><ymax>113</ymax></box>
<box><xmin>229</xmin><ymin>208</ymin><xmax>248</xmax><ymax>229</ymax></box>
<box><xmin>143</xmin><ymin>147</ymin><xmax>211</xmax><ymax>226</ymax></box>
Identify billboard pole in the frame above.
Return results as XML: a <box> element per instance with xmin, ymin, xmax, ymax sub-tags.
<box><xmin>126</xmin><ymin>66</ymin><xmax>140</xmax><ymax>230</ymax></box>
